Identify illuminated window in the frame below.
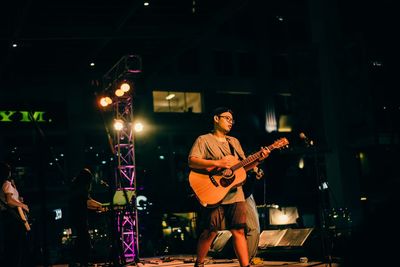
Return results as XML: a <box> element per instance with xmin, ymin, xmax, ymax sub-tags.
<box><xmin>275</xmin><ymin>93</ymin><xmax>293</xmax><ymax>133</ymax></box>
<box><xmin>152</xmin><ymin>91</ymin><xmax>202</xmax><ymax>113</ymax></box>
<box><xmin>278</xmin><ymin>114</ymin><xmax>292</xmax><ymax>132</ymax></box>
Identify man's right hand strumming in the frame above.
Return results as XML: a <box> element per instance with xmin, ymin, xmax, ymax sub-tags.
<box><xmin>215</xmin><ymin>155</ymin><xmax>237</xmax><ymax>169</ymax></box>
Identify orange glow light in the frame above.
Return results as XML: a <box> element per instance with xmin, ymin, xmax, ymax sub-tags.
<box><xmin>121</xmin><ymin>83</ymin><xmax>130</xmax><ymax>92</ymax></box>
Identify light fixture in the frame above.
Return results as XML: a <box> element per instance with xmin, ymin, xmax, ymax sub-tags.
<box><xmin>298</xmin><ymin>157</ymin><xmax>304</xmax><ymax>169</ymax></box>
<box><xmin>114</xmin><ymin>119</ymin><xmax>124</xmax><ymax>131</ymax></box>
<box><xmin>121</xmin><ymin>82</ymin><xmax>130</xmax><ymax>92</ymax></box>
<box><xmin>115</xmin><ymin>89</ymin><xmax>124</xmax><ymax>97</ymax></box>
<box><xmin>165</xmin><ymin>93</ymin><xmax>175</xmax><ymax>100</ymax></box>
<box><xmin>134</xmin><ymin>122</ymin><xmax>144</xmax><ymax>132</ymax></box>
<box><xmin>269</xmin><ymin>207</ymin><xmax>299</xmax><ymax>225</ymax></box>
<box><xmin>100</xmin><ymin>96</ymin><xmax>113</xmax><ymax>107</ymax></box>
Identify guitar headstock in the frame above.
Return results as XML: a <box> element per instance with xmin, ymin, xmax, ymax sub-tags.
<box><xmin>270</xmin><ymin>137</ymin><xmax>289</xmax><ymax>150</ymax></box>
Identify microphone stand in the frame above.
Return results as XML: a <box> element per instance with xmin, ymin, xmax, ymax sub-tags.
<box><xmin>308</xmin><ymin>139</ymin><xmax>333</xmax><ymax>267</ymax></box>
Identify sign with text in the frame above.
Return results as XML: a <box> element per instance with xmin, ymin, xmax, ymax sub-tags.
<box><xmin>0</xmin><ymin>111</ymin><xmax>48</xmax><ymax>123</ymax></box>
<box><xmin>0</xmin><ymin>103</ymin><xmax>67</xmax><ymax>129</ymax></box>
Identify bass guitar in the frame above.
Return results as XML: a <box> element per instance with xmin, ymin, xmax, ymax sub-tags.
<box><xmin>17</xmin><ymin>206</ymin><xmax>31</xmax><ymax>231</ymax></box>
<box><xmin>189</xmin><ymin>137</ymin><xmax>289</xmax><ymax>207</ymax></box>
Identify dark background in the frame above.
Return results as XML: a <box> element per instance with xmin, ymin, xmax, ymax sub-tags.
<box><xmin>1</xmin><ymin>0</ymin><xmax>398</xmax><ymax>265</ymax></box>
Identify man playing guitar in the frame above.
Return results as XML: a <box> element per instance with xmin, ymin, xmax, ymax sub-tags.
<box><xmin>188</xmin><ymin>107</ymin><xmax>270</xmax><ymax>267</ymax></box>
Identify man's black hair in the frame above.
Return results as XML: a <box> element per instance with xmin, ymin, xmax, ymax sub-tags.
<box><xmin>211</xmin><ymin>107</ymin><xmax>233</xmax><ymax>117</ymax></box>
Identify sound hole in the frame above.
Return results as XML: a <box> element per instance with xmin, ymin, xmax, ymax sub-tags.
<box><xmin>219</xmin><ymin>176</ymin><xmax>235</xmax><ymax>187</ymax></box>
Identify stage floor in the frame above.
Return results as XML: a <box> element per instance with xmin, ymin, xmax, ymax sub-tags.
<box><xmin>37</xmin><ymin>254</ymin><xmax>342</xmax><ymax>267</ymax></box>
<box><xmin>128</xmin><ymin>255</ymin><xmax>339</xmax><ymax>267</ymax></box>
<box><xmin>41</xmin><ymin>256</ymin><xmax>341</xmax><ymax>267</ymax></box>
<box><xmin>46</xmin><ymin>260</ymin><xmax>339</xmax><ymax>267</ymax></box>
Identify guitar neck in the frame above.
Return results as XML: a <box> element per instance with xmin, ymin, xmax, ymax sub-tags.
<box><xmin>231</xmin><ymin>144</ymin><xmax>275</xmax><ymax>172</ymax></box>
<box><xmin>17</xmin><ymin>207</ymin><xmax>31</xmax><ymax>231</ymax></box>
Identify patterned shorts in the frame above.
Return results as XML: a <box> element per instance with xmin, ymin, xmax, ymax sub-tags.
<box><xmin>200</xmin><ymin>201</ymin><xmax>246</xmax><ymax>232</ymax></box>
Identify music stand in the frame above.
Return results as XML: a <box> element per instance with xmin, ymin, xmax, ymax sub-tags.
<box><xmin>102</xmin><ymin>189</ymin><xmax>135</xmax><ymax>207</ymax></box>
<box><xmin>308</xmin><ymin>138</ymin><xmax>334</xmax><ymax>266</ymax></box>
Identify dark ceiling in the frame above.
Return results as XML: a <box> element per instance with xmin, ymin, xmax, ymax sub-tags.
<box><xmin>0</xmin><ymin>0</ymin><xmax>262</xmax><ymax>85</ymax></box>
<box><xmin>0</xmin><ymin>0</ymin><xmax>396</xmax><ymax>93</ymax></box>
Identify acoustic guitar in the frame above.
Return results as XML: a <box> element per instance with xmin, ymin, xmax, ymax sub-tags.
<box><xmin>189</xmin><ymin>137</ymin><xmax>289</xmax><ymax>207</ymax></box>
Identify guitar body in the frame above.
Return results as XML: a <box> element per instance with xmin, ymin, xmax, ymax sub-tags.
<box><xmin>189</xmin><ymin>166</ymin><xmax>246</xmax><ymax>207</ymax></box>
<box><xmin>17</xmin><ymin>206</ymin><xmax>31</xmax><ymax>231</ymax></box>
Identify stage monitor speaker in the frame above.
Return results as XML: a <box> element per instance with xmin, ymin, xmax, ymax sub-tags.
<box><xmin>209</xmin><ymin>229</ymin><xmax>261</xmax><ymax>259</ymax></box>
<box><xmin>209</xmin><ymin>230</ymin><xmax>232</xmax><ymax>253</ymax></box>
<box><xmin>259</xmin><ymin>228</ymin><xmax>313</xmax><ymax>249</ymax></box>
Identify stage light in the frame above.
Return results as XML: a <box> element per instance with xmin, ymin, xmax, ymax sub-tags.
<box><xmin>126</xmin><ymin>54</ymin><xmax>142</xmax><ymax>73</ymax></box>
<box><xmin>115</xmin><ymin>89</ymin><xmax>124</xmax><ymax>97</ymax></box>
<box><xmin>114</xmin><ymin>119</ymin><xmax>124</xmax><ymax>131</ymax></box>
<box><xmin>298</xmin><ymin>157</ymin><xmax>304</xmax><ymax>169</ymax></box>
<box><xmin>134</xmin><ymin>122</ymin><xmax>144</xmax><ymax>132</ymax></box>
<box><xmin>121</xmin><ymin>82</ymin><xmax>130</xmax><ymax>92</ymax></box>
<box><xmin>269</xmin><ymin>207</ymin><xmax>299</xmax><ymax>225</ymax></box>
<box><xmin>100</xmin><ymin>96</ymin><xmax>113</xmax><ymax>107</ymax></box>
<box><xmin>165</xmin><ymin>93</ymin><xmax>175</xmax><ymax>100</ymax></box>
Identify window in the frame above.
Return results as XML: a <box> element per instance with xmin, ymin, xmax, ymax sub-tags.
<box><xmin>275</xmin><ymin>93</ymin><xmax>293</xmax><ymax>132</ymax></box>
<box><xmin>152</xmin><ymin>91</ymin><xmax>202</xmax><ymax>113</ymax></box>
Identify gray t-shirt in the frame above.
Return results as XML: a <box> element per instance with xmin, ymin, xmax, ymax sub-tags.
<box><xmin>188</xmin><ymin>132</ymin><xmax>246</xmax><ymax>204</ymax></box>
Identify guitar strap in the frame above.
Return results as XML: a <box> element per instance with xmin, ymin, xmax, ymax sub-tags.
<box><xmin>227</xmin><ymin>139</ymin><xmax>259</xmax><ymax>177</ymax></box>
<box><xmin>226</xmin><ymin>139</ymin><xmax>245</xmax><ymax>161</ymax></box>
<box><xmin>218</xmin><ymin>140</ymin><xmax>239</xmax><ymax>194</ymax></box>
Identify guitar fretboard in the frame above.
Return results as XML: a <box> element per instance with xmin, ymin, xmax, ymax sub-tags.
<box><xmin>230</xmin><ymin>142</ymin><xmax>284</xmax><ymax>172</ymax></box>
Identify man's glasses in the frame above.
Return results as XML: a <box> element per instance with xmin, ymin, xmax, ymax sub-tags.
<box><xmin>218</xmin><ymin>116</ymin><xmax>235</xmax><ymax>124</ymax></box>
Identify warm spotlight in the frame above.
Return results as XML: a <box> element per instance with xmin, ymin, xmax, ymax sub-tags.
<box><xmin>165</xmin><ymin>94</ymin><xmax>175</xmax><ymax>100</ymax></box>
<box><xmin>134</xmin><ymin>122</ymin><xmax>144</xmax><ymax>132</ymax></box>
<box><xmin>121</xmin><ymin>82</ymin><xmax>130</xmax><ymax>92</ymax></box>
<box><xmin>100</xmin><ymin>96</ymin><xmax>113</xmax><ymax>107</ymax></box>
<box><xmin>115</xmin><ymin>89</ymin><xmax>124</xmax><ymax>97</ymax></box>
<box><xmin>114</xmin><ymin>120</ymin><xmax>124</xmax><ymax>131</ymax></box>
<box><xmin>298</xmin><ymin>157</ymin><xmax>304</xmax><ymax>169</ymax></box>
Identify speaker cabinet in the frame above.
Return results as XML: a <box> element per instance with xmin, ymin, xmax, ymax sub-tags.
<box><xmin>209</xmin><ymin>230</ymin><xmax>232</xmax><ymax>253</ymax></box>
<box><xmin>209</xmin><ymin>228</ymin><xmax>315</xmax><ymax>261</ymax></box>
<box><xmin>259</xmin><ymin>228</ymin><xmax>313</xmax><ymax>248</ymax></box>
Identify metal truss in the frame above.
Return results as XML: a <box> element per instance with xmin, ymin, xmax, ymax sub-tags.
<box><xmin>103</xmin><ymin>55</ymin><xmax>142</xmax><ymax>264</ymax></box>
<box><xmin>113</xmin><ymin>97</ymin><xmax>139</xmax><ymax>263</ymax></box>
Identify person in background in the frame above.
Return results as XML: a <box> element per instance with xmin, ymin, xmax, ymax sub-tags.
<box><xmin>68</xmin><ymin>168</ymin><xmax>104</xmax><ymax>267</ymax></box>
<box><xmin>0</xmin><ymin>161</ymin><xmax>30</xmax><ymax>267</ymax></box>
<box><xmin>243</xmin><ymin>166</ymin><xmax>265</xmax><ymax>261</ymax></box>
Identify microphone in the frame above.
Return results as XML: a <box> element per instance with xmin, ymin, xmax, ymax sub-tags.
<box><xmin>299</xmin><ymin>132</ymin><xmax>313</xmax><ymax>146</ymax></box>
